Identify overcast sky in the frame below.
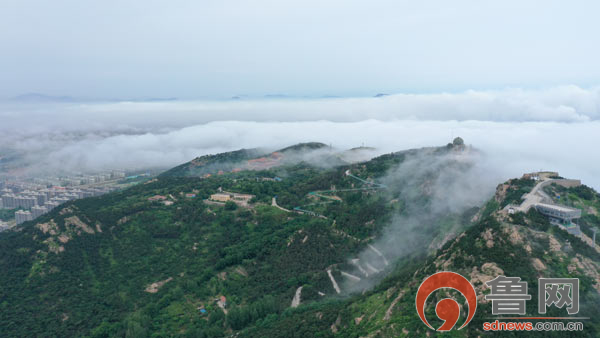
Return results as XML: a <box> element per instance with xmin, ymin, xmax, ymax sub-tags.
<box><xmin>1</xmin><ymin>2</ymin><xmax>599</xmax><ymax>189</ymax></box>
<box><xmin>1</xmin><ymin>0</ymin><xmax>600</xmax><ymax>99</ymax></box>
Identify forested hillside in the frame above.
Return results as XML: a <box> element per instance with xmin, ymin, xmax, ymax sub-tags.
<box><xmin>1</xmin><ymin>141</ymin><xmax>598</xmax><ymax>337</ymax></box>
<box><xmin>243</xmin><ymin>178</ymin><xmax>600</xmax><ymax>337</ymax></box>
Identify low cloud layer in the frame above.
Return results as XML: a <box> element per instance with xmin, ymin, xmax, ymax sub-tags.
<box><xmin>1</xmin><ymin>86</ymin><xmax>599</xmax><ymax>190</ymax></box>
<box><xmin>2</xmin><ymin>85</ymin><xmax>600</xmax><ymax>130</ymax></box>
<box><xmin>342</xmin><ymin>149</ymin><xmax>496</xmax><ymax>293</ymax></box>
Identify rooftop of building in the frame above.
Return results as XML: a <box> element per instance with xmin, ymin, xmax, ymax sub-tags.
<box><xmin>536</xmin><ymin>202</ymin><xmax>580</xmax><ymax>213</ymax></box>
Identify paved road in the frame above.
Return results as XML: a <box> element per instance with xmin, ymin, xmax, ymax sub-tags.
<box><xmin>516</xmin><ymin>179</ymin><xmax>558</xmax><ymax>212</ymax></box>
<box><xmin>271</xmin><ymin>197</ymin><xmax>291</xmax><ymax>212</ymax></box>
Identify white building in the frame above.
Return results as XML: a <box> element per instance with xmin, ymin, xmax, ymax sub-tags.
<box><xmin>535</xmin><ymin>203</ymin><xmax>582</xmax><ymax>224</ymax></box>
<box><xmin>15</xmin><ymin>210</ymin><xmax>33</xmax><ymax>225</ymax></box>
<box><xmin>31</xmin><ymin>205</ymin><xmax>48</xmax><ymax>219</ymax></box>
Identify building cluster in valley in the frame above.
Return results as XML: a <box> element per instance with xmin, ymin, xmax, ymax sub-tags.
<box><xmin>0</xmin><ymin>170</ymin><xmax>129</xmax><ymax>228</ymax></box>
<box><xmin>27</xmin><ymin>170</ymin><xmax>127</xmax><ymax>187</ymax></box>
<box><xmin>1</xmin><ymin>183</ymin><xmax>113</xmax><ymax>226</ymax></box>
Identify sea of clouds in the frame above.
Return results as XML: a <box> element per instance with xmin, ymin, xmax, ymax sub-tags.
<box><xmin>1</xmin><ymin>85</ymin><xmax>599</xmax><ymax>189</ymax></box>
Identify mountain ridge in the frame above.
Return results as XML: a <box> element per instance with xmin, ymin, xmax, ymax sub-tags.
<box><xmin>0</xmin><ymin>141</ymin><xmax>597</xmax><ymax>337</ymax></box>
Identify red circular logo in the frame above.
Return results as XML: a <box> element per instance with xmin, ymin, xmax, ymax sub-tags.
<box><xmin>415</xmin><ymin>271</ymin><xmax>477</xmax><ymax>331</ymax></box>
